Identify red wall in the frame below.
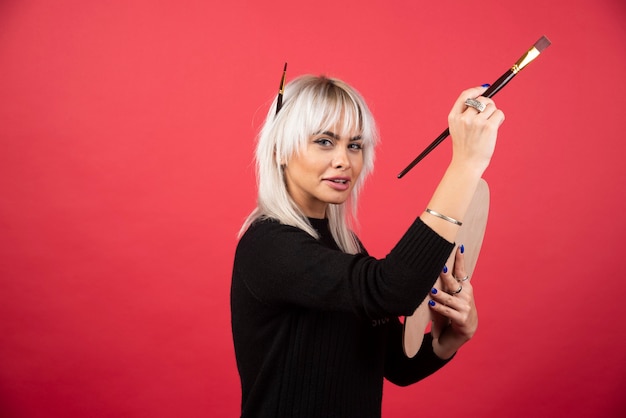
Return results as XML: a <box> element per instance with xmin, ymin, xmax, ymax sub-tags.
<box><xmin>1</xmin><ymin>1</ymin><xmax>625</xmax><ymax>417</ymax></box>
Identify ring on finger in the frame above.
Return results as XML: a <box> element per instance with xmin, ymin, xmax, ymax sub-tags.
<box><xmin>456</xmin><ymin>275</ymin><xmax>470</xmax><ymax>282</ymax></box>
<box><xmin>464</xmin><ymin>98</ymin><xmax>486</xmax><ymax>113</ymax></box>
<box><xmin>452</xmin><ymin>285</ymin><xmax>462</xmax><ymax>294</ymax></box>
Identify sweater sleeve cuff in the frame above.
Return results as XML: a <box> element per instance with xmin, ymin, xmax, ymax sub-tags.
<box><xmin>420</xmin><ymin>332</ymin><xmax>455</xmax><ymax>364</ymax></box>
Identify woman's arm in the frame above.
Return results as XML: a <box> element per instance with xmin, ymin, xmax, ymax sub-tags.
<box><xmin>385</xmin><ymin>248</ymin><xmax>478</xmax><ymax>386</ymax></box>
<box><xmin>420</xmin><ymin>86</ymin><xmax>505</xmax><ymax>243</ymax></box>
<box><xmin>235</xmin><ymin>217</ymin><xmax>454</xmax><ymax>318</ymax></box>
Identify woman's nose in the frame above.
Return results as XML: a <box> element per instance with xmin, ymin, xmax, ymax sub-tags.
<box><xmin>332</xmin><ymin>148</ymin><xmax>350</xmax><ymax>169</ymax></box>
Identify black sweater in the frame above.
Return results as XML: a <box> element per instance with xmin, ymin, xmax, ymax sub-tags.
<box><xmin>231</xmin><ymin>217</ymin><xmax>455</xmax><ymax>418</ymax></box>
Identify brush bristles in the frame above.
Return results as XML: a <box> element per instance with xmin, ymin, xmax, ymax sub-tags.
<box><xmin>534</xmin><ymin>36</ymin><xmax>551</xmax><ymax>53</ymax></box>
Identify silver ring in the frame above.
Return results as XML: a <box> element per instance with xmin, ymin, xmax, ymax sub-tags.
<box><xmin>453</xmin><ymin>285</ymin><xmax>463</xmax><ymax>294</ymax></box>
<box><xmin>464</xmin><ymin>98</ymin><xmax>486</xmax><ymax>113</ymax></box>
<box><xmin>456</xmin><ymin>275</ymin><xmax>470</xmax><ymax>282</ymax></box>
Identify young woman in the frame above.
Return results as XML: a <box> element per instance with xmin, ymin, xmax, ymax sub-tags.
<box><xmin>231</xmin><ymin>74</ymin><xmax>504</xmax><ymax>417</ymax></box>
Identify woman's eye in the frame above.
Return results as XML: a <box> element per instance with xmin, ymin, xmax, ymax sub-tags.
<box><xmin>349</xmin><ymin>142</ymin><xmax>363</xmax><ymax>150</ymax></box>
<box><xmin>314</xmin><ymin>138</ymin><xmax>333</xmax><ymax>146</ymax></box>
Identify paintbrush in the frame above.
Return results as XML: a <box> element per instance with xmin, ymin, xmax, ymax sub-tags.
<box><xmin>276</xmin><ymin>63</ymin><xmax>288</xmax><ymax>115</ymax></box>
<box><xmin>397</xmin><ymin>35</ymin><xmax>551</xmax><ymax>179</ymax></box>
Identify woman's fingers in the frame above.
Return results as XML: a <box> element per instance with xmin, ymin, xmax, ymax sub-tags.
<box><xmin>449</xmin><ymin>86</ymin><xmax>489</xmax><ymax>115</ymax></box>
<box><xmin>447</xmin><ymin>86</ymin><xmax>506</xmax><ymax>170</ymax></box>
<box><xmin>429</xmin><ymin>246</ymin><xmax>474</xmax><ymax>320</ymax></box>
<box><xmin>429</xmin><ymin>284</ymin><xmax>475</xmax><ymax>331</ymax></box>
<box><xmin>452</xmin><ymin>245</ymin><xmax>467</xmax><ymax>283</ymax></box>
<box><xmin>440</xmin><ymin>246</ymin><xmax>466</xmax><ymax>294</ymax></box>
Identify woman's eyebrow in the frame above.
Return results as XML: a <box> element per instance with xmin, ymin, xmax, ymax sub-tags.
<box><xmin>317</xmin><ymin>131</ymin><xmax>362</xmax><ymax>142</ymax></box>
<box><xmin>319</xmin><ymin>131</ymin><xmax>340</xmax><ymax>140</ymax></box>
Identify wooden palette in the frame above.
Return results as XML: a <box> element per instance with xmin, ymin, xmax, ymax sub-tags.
<box><xmin>403</xmin><ymin>178</ymin><xmax>490</xmax><ymax>358</ymax></box>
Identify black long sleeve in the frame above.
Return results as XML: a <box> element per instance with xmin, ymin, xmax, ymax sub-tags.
<box><xmin>231</xmin><ymin>217</ymin><xmax>455</xmax><ymax>417</ymax></box>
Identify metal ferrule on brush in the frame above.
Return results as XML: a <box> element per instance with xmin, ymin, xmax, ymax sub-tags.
<box><xmin>512</xmin><ymin>46</ymin><xmax>541</xmax><ymax>73</ymax></box>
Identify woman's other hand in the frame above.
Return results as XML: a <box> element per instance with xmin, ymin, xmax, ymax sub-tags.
<box><xmin>428</xmin><ymin>246</ymin><xmax>478</xmax><ymax>359</ymax></box>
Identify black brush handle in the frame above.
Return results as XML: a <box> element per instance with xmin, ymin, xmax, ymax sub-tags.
<box><xmin>482</xmin><ymin>69</ymin><xmax>516</xmax><ymax>99</ymax></box>
<box><xmin>397</xmin><ymin>69</ymin><xmax>516</xmax><ymax>178</ymax></box>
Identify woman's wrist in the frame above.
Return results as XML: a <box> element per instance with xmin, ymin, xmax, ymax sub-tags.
<box><xmin>447</xmin><ymin>156</ymin><xmax>489</xmax><ymax>181</ymax></box>
<box><xmin>432</xmin><ymin>333</ymin><xmax>471</xmax><ymax>360</ymax></box>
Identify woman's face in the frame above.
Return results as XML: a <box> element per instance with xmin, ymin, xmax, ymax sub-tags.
<box><xmin>284</xmin><ymin>127</ymin><xmax>364</xmax><ymax>219</ymax></box>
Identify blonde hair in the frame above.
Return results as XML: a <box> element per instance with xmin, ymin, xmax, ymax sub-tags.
<box><xmin>240</xmin><ymin>75</ymin><xmax>379</xmax><ymax>254</ymax></box>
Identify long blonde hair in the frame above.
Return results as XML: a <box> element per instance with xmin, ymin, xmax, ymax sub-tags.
<box><xmin>240</xmin><ymin>75</ymin><xmax>379</xmax><ymax>254</ymax></box>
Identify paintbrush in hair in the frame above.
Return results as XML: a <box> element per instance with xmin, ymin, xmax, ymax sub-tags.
<box><xmin>397</xmin><ymin>35</ymin><xmax>551</xmax><ymax>179</ymax></box>
<box><xmin>276</xmin><ymin>63</ymin><xmax>288</xmax><ymax>115</ymax></box>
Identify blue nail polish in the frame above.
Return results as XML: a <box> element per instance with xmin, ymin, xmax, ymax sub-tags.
<box><xmin>460</xmin><ymin>244</ymin><xmax>465</xmax><ymax>254</ymax></box>
<box><xmin>481</xmin><ymin>83</ymin><xmax>491</xmax><ymax>88</ymax></box>
<box><xmin>428</xmin><ymin>300</ymin><xmax>436</xmax><ymax>307</ymax></box>
<box><xmin>431</xmin><ymin>288</ymin><xmax>438</xmax><ymax>294</ymax></box>
<box><xmin>443</xmin><ymin>265</ymin><xmax>448</xmax><ymax>274</ymax></box>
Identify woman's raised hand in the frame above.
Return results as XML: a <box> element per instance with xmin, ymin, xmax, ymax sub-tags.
<box><xmin>447</xmin><ymin>86</ymin><xmax>505</xmax><ymax>174</ymax></box>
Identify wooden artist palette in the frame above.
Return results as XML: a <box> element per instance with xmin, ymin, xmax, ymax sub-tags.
<box><xmin>403</xmin><ymin>179</ymin><xmax>490</xmax><ymax>358</ymax></box>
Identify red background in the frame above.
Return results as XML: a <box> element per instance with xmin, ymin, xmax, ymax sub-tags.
<box><xmin>1</xmin><ymin>0</ymin><xmax>625</xmax><ymax>417</ymax></box>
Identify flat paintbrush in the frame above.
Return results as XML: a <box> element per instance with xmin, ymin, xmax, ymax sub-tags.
<box><xmin>397</xmin><ymin>35</ymin><xmax>551</xmax><ymax>179</ymax></box>
<box><xmin>276</xmin><ymin>62</ymin><xmax>288</xmax><ymax>115</ymax></box>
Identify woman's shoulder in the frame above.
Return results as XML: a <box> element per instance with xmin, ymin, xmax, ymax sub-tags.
<box><xmin>234</xmin><ymin>217</ymin><xmax>334</xmax><ymax>274</ymax></box>
<box><xmin>243</xmin><ymin>217</ymin><xmax>294</xmax><ymax>235</ymax></box>
<box><xmin>239</xmin><ymin>217</ymin><xmax>312</xmax><ymax>247</ymax></box>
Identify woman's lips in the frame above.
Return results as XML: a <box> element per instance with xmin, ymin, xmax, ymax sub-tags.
<box><xmin>323</xmin><ymin>177</ymin><xmax>351</xmax><ymax>191</ymax></box>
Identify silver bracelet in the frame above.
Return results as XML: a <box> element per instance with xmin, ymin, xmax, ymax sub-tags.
<box><xmin>425</xmin><ymin>209</ymin><xmax>463</xmax><ymax>226</ymax></box>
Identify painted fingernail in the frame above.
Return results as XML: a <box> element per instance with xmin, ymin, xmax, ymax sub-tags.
<box><xmin>443</xmin><ymin>265</ymin><xmax>448</xmax><ymax>274</ymax></box>
<box><xmin>460</xmin><ymin>244</ymin><xmax>465</xmax><ymax>254</ymax></box>
<box><xmin>431</xmin><ymin>288</ymin><xmax>438</xmax><ymax>294</ymax></box>
<box><xmin>428</xmin><ymin>300</ymin><xmax>436</xmax><ymax>307</ymax></box>
<box><xmin>481</xmin><ymin>83</ymin><xmax>491</xmax><ymax>88</ymax></box>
